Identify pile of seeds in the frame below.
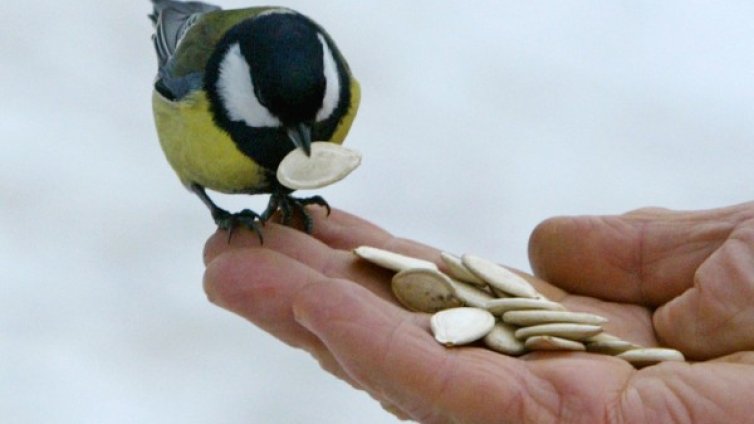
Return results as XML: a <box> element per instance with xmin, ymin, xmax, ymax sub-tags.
<box><xmin>353</xmin><ymin>246</ymin><xmax>685</xmax><ymax>368</ymax></box>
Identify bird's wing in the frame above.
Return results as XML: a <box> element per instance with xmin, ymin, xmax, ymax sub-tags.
<box><xmin>150</xmin><ymin>2</ymin><xmax>278</xmax><ymax>101</ymax></box>
<box><xmin>150</xmin><ymin>0</ymin><xmax>221</xmax><ymax>100</ymax></box>
<box><xmin>150</xmin><ymin>0</ymin><xmax>221</xmax><ymax>68</ymax></box>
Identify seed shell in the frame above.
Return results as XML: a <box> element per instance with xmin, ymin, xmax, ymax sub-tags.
<box><xmin>584</xmin><ymin>333</ymin><xmax>621</xmax><ymax>342</ymax></box>
<box><xmin>440</xmin><ymin>252</ymin><xmax>487</xmax><ymax>287</ymax></box>
<box><xmin>585</xmin><ymin>339</ymin><xmax>640</xmax><ymax>355</ymax></box>
<box><xmin>485</xmin><ymin>298</ymin><xmax>566</xmax><ymax>315</ymax></box>
<box><xmin>353</xmin><ymin>246</ymin><xmax>438</xmax><ymax>272</ymax></box>
<box><xmin>483</xmin><ymin>322</ymin><xmax>527</xmax><ymax>356</ymax></box>
<box><xmin>447</xmin><ymin>278</ymin><xmax>495</xmax><ymax>308</ymax></box>
<box><xmin>502</xmin><ymin>310</ymin><xmax>608</xmax><ymax>326</ymax></box>
<box><xmin>431</xmin><ymin>307</ymin><xmax>496</xmax><ymax>347</ymax></box>
<box><xmin>525</xmin><ymin>335</ymin><xmax>586</xmax><ymax>352</ymax></box>
<box><xmin>514</xmin><ymin>323</ymin><xmax>603</xmax><ymax>341</ymax></box>
<box><xmin>617</xmin><ymin>348</ymin><xmax>685</xmax><ymax>367</ymax></box>
<box><xmin>391</xmin><ymin>268</ymin><xmax>462</xmax><ymax>313</ymax></box>
<box><xmin>277</xmin><ymin>142</ymin><xmax>361</xmax><ymax>190</ymax></box>
<box><xmin>462</xmin><ymin>254</ymin><xmax>539</xmax><ymax>298</ymax></box>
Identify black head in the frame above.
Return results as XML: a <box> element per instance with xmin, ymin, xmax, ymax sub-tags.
<box><xmin>241</xmin><ymin>12</ymin><xmax>325</xmax><ymax>124</ymax></box>
<box><xmin>205</xmin><ymin>10</ymin><xmax>351</xmax><ymax>171</ymax></box>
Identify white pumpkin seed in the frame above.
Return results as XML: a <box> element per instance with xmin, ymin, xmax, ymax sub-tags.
<box><xmin>489</xmin><ymin>287</ymin><xmax>510</xmax><ymax>299</ymax></box>
<box><xmin>483</xmin><ymin>322</ymin><xmax>526</xmax><ymax>356</ymax></box>
<box><xmin>584</xmin><ymin>333</ymin><xmax>620</xmax><ymax>342</ymax></box>
<box><xmin>525</xmin><ymin>335</ymin><xmax>586</xmax><ymax>352</ymax></box>
<box><xmin>353</xmin><ymin>246</ymin><xmax>438</xmax><ymax>272</ymax></box>
<box><xmin>502</xmin><ymin>310</ymin><xmax>608</xmax><ymax>326</ymax></box>
<box><xmin>447</xmin><ymin>278</ymin><xmax>495</xmax><ymax>308</ymax></box>
<box><xmin>462</xmin><ymin>254</ymin><xmax>539</xmax><ymax>298</ymax></box>
<box><xmin>431</xmin><ymin>307</ymin><xmax>496</xmax><ymax>347</ymax></box>
<box><xmin>617</xmin><ymin>348</ymin><xmax>685</xmax><ymax>367</ymax></box>
<box><xmin>514</xmin><ymin>323</ymin><xmax>603</xmax><ymax>341</ymax></box>
<box><xmin>585</xmin><ymin>339</ymin><xmax>640</xmax><ymax>355</ymax></box>
<box><xmin>277</xmin><ymin>142</ymin><xmax>361</xmax><ymax>190</ymax></box>
<box><xmin>440</xmin><ymin>252</ymin><xmax>487</xmax><ymax>287</ymax></box>
<box><xmin>391</xmin><ymin>268</ymin><xmax>462</xmax><ymax>313</ymax></box>
<box><xmin>485</xmin><ymin>298</ymin><xmax>566</xmax><ymax>315</ymax></box>
<box><xmin>354</xmin><ymin>248</ymin><xmax>684</xmax><ymax>362</ymax></box>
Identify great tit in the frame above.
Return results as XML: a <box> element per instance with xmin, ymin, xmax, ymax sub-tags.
<box><xmin>149</xmin><ymin>0</ymin><xmax>360</xmax><ymax>237</ymax></box>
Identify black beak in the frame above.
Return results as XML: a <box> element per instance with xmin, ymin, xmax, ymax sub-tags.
<box><xmin>286</xmin><ymin>123</ymin><xmax>312</xmax><ymax>157</ymax></box>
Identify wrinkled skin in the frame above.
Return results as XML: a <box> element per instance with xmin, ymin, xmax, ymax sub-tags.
<box><xmin>203</xmin><ymin>203</ymin><xmax>754</xmax><ymax>423</ymax></box>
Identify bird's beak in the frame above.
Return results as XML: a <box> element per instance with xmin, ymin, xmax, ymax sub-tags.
<box><xmin>286</xmin><ymin>123</ymin><xmax>312</xmax><ymax>157</ymax></box>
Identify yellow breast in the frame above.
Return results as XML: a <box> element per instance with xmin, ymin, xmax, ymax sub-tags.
<box><xmin>152</xmin><ymin>89</ymin><xmax>265</xmax><ymax>193</ymax></box>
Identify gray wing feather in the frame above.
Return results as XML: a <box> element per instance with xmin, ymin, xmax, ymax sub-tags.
<box><xmin>150</xmin><ymin>0</ymin><xmax>220</xmax><ymax>99</ymax></box>
<box><xmin>150</xmin><ymin>0</ymin><xmax>220</xmax><ymax>67</ymax></box>
<box><xmin>156</xmin><ymin>71</ymin><xmax>204</xmax><ymax>101</ymax></box>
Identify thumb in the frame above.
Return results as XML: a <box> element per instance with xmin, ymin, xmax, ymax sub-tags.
<box><xmin>528</xmin><ymin>203</ymin><xmax>754</xmax><ymax>360</ymax></box>
<box><xmin>653</xmin><ymin>226</ymin><xmax>754</xmax><ymax>359</ymax></box>
<box><xmin>527</xmin><ymin>206</ymin><xmax>738</xmax><ymax>306</ymax></box>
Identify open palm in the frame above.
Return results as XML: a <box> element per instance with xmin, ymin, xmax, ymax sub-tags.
<box><xmin>203</xmin><ymin>204</ymin><xmax>754</xmax><ymax>423</ymax></box>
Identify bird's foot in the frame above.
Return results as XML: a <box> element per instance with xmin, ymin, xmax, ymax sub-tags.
<box><xmin>212</xmin><ymin>208</ymin><xmax>264</xmax><ymax>243</ymax></box>
<box><xmin>261</xmin><ymin>193</ymin><xmax>331</xmax><ymax>234</ymax></box>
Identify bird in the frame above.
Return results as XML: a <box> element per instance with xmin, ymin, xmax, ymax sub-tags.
<box><xmin>149</xmin><ymin>0</ymin><xmax>360</xmax><ymax>239</ymax></box>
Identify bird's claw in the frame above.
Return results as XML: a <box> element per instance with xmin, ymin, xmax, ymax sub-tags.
<box><xmin>261</xmin><ymin>194</ymin><xmax>330</xmax><ymax>234</ymax></box>
<box><xmin>212</xmin><ymin>208</ymin><xmax>264</xmax><ymax>243</ymax></box>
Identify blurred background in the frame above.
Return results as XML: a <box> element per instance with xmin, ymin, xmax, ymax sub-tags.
<box><xmin>2</xmin><ymin>0</ymin><xmax>752</xmax><ymax>422</ymax></box>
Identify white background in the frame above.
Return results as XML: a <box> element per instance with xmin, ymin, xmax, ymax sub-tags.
<box><xmin>2</xmin><ymin>1</ymin><xmax>752</xmax><ymax>422</ymax></box>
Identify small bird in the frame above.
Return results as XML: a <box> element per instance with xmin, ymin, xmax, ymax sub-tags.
<box><xmin>149</xmin><ymin>0</ymin><xmax>360</xmax><ymax>237</ymax></box>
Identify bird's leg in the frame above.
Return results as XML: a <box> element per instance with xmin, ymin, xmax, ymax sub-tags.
<box><xmin>190</xmin><ymin>183</ymin><xmax>263</xmax><ymax>243</ymax></box>
<box><xmin>260</xmin><ymin>188</ymin><xmax>331</xmax><ymax>234</ymax></box>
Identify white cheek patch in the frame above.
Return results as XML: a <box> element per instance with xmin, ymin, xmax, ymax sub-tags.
<box><xmin>316</xmin><ymin>34</ymin><xmax>341</xmax><ymax>123</ymax></box>
<box><xmin>217</xmin><ymin>43</ymin><xmax>281</xmax><ymax>128</ymax></box>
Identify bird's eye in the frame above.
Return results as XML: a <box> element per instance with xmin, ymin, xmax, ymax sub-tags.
<box><xmin>216</xmin><ymin>43</ymin><xmax>281</xmax><ymax>128</ymax></box>
<box><xmin>315</xmin><ymin>34</ymin><xmax>341</xmax><ymax>122</ymax></box>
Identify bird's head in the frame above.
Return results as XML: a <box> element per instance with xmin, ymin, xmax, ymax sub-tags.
<box><xmin>206</xmin><ymin>10</ymin><xmax>344</xmax><ymax>158</ymax></box>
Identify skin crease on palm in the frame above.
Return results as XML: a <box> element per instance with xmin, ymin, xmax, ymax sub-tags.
<box><xmin>202</xmin><ymin>202</ymin><xmax>754</xmax><ymax>423</ymax></box>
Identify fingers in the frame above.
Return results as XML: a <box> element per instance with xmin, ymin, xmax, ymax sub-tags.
<box><xmin>203</xmin><ymin>242</ymin><xmax>481</xmax><ymax>419</ymax></box>
<box><xmin>308</xmin><ymin>207</ymin><xmax>446</xmax><ymax>264</ymax></box>
<box><xmin>709</xmin><ymin>351</ymin><xmax>754</xmax><ymax>365</ymax></box>
<box><xmin>291</xmin><ymin>275</ymin><xmax>611</xmax><ymax>423</ymax></box>
<box><xmin>205</xmin><ymin>245</ymin><xmax>754</xmax><ymax>423</ymax></box>
<box><xmin>201</xmin><ymin>207</ymin><xmax>754</xmax><ymax>422</ymax></box>
<box><xmin>204</xmin><ymin>247</ymin><xmax>325</xmax><ymax>350</ymax></box>
<box><xmin>206</xmin><ymin>208</ymin><xmax>571</xmax><ymax>306</ymax></box>
<box><xmin>307</xmin><ymin>207</ymin><xmax>392</xmax><ymax>250</ymax></box>
<box><xmin>205</xmin><ymin>241</ymin><xmax>556</xmax><ymax>423</ymax></box>
<box><xmin>205</xmin><ymin>220</ymin><xmax>397</xmax><ymax>301</ymax></box>
<box><xmin>619</xmin><ymin>361</ymin><xmax>754</xmax><ymax>423</ymax></box>
<box><xmin>204</xmin><ymin>208</ymin><xmax>447</xmax><ymax>300</ymax></box>
<box><xmin>307</xmin><ymin>208</ymin><xmax>566</xmax><ymax>298</ymax></box>
<box><xmin>205</xmin><ymin>207</ymin><xmax>440</xmax><ymax>266</ymax></box>
<box><xmin>291</xmin><ymin>275</ymin><xmax>500</xmax><ymax>423</ymax></box>
<box><xmin>528</xmin><ymin>205</ymin><xmax>744</xmax><ymax>305</ymax></box>
<box><xmin>529</xmin><ymin>203</ymin><xmax>754</xmax><ymax>359</ymax></box>
<box><xmin>653</xmin><ymin>228</ymin><xmax>754</xmax><ymax>359</ymax></box>
<box><xmin>203</xmin><ymin>247</ymin><xmax>360</xmax><ymax>386</ymax></box>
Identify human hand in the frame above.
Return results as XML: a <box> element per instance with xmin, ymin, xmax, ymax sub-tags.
<box><xmin>203</xmin><ymin>205</ymin><xmax>754</xmax><ymax>423</ymax></box>
<box><xmin>529</xmin><ymin>202</ymin><xmax>754</xmax><ymax>360</ymax></box>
